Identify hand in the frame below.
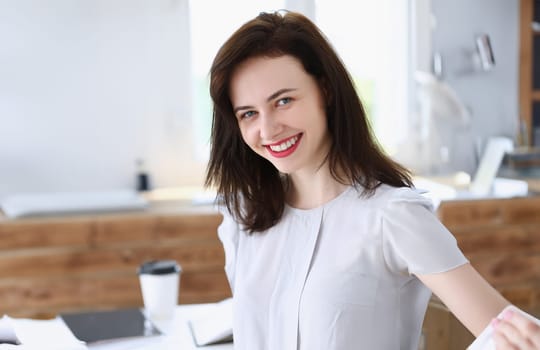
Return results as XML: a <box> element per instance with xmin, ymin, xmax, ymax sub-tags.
<box><xmin>493</xmin><ymin>309</ymin><xmax>540</xmax><ymax>349</ymax></box>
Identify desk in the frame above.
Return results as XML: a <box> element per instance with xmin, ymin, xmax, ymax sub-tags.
<box><xmin>88</xmin><ymin>304</ymin><xmax>233</xmax><ymax>350</ymax></box>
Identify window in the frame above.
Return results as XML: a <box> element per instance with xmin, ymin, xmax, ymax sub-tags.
<box><xmin>189</xmin><ymin>0</ymin><xmax>410</xmax><ymax>166</ymax></box>
<box><xmin>315</xmin><ymin>1</ymin><xmax>409</xmax><ymax>153</ymax></box>
<box><xmin>189</xmin><ymin>0</ymin><xmax>286</xmax><ymax>161</ymax></box>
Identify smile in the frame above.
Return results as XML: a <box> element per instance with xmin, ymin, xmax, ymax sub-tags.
<box><xmin>265</xmin><ymin>134</ymin><xmax>302</xmax><ymax>158</ymax></box>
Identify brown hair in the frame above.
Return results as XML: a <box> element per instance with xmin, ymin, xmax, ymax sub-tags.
<box><xmin>206</xmin><ymin>11</ymin><xmax>412</xmax><ymax>233</ymax></box>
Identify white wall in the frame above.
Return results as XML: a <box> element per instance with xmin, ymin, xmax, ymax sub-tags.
<box><xmin>0</xmin><ymin>0</ymin><xmax>520</xmax><ymax>199</ymax></box>
<box><xmin>430</xmin><ymin>0</ymin><xmax>519</xmax><ymax>174</ymax></box>
<box><xmin>0</xmin><ymin>0</ymin><xmax>202</xmax><ymax>199</ymax></box>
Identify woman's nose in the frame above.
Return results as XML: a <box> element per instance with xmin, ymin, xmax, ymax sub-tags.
<box><xmin>258</xmin><ymin>111</ymin><xmax>282</xmax><ymax>140</ymax></box>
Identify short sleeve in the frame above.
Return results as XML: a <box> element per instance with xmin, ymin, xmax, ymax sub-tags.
<box><xmin>217</xmin><ymin>206</ymin><xmax>240</xmax><ymax>294</ymax></box>
<box><xmin>381</xmin><ymin>188</ymin><xmax>468</xmax><ymax>276</ymax></box>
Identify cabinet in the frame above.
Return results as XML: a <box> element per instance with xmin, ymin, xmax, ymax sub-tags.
<box><xmin>422</xmin><ymin>195</ymin><xmax>540</xmax><ymax>349</ymax></box>
<box><xmin>520</xmin><ymin>0</ymin><xmax>540</xmax><ymax>146</ymax></box>
<box><xmin>0</xmin><ymin>205</ymin><xmax>230</xmax><ymax>318</ymax></box>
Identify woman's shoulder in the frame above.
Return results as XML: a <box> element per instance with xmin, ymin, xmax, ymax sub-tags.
<box><xmin>347</xmin><ymin>183</ymin><xmax>433</xmax><ymax>210</ymax></box>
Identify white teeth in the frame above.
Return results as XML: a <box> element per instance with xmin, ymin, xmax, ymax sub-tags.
<box><xmin>269</xmin><ymin>135</ymin><xmax>299</xmax><ymax>152</ymax></box>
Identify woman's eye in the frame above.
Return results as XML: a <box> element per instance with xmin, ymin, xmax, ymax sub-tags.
<box><xmin>241</xmin><ymin>110</ymin><xmax>256</xmax><ymax>119</ymax></box>
<box><xmin>276</xmin><ymin>97</ymin><xmax>292</xmax><ymax>106</ymax></box>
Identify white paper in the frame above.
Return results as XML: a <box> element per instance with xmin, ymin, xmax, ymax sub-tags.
<box><xmin>188</xmin><ymin>298</ymin><xmax>233</xmax><ymax>346</ymax></box>
<box><xmin>0</xmin><ymin>345</ymin><xmax>86</xmax><ymax>350</ymax></box>
<box><xmin>0</xmin><ymin>315</ymin><xmax>87</xmax><ymax>350</ymax></box>
<box><xmin>468</xmin><ymin>305</ymin><xmax>540</xmax><ymax>350</ymax></box>
<box><xmin>0</xmin><ymin>316</ymin><xmax>18</xmax><ymax>344</ymax></box>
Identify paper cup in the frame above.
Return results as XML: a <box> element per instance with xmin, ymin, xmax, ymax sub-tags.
<box><xmin>138</xmin><ymin>260</ymin><xmax>182</xmax><ymax>320</ymax></box>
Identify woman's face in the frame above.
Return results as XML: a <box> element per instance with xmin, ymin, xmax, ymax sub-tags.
<box><xmin>229</xmin><ymin>55</ymin><xmax>331</xmax><ymax>175</ymax></box>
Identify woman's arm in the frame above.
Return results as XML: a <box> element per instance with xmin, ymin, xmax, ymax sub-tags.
<box><xmin>417</xmin><ymin>263</ymin><xmax>510</xmax><ymax>336</ymax></box>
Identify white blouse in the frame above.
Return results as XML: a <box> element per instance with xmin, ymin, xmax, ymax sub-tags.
<box><xmin>217</xmin><ymin>184</ymin><xmax>468</xmax><ymax>350</ymax></box>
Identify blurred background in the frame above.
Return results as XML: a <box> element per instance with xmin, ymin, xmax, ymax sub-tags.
<box><xmin>2</xmin><ymin>4</ymin><xmax>540</xmax><ymax>347</ymax></box>
<box><xmin>0</xmin><ymin>0</ymin><xmax>523</xmax><ymax>198</ymax></box>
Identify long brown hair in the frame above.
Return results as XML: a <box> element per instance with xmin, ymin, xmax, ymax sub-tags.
<box><xmin>206</xmin><ymin>11</ymin><xmax>412</xmax><ymax>233</ymax></box>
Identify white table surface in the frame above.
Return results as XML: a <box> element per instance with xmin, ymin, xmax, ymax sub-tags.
<box><xmin>88</xmin><ymin>304</ymin><xmax>233</xmax><ymax>350</ymax></box>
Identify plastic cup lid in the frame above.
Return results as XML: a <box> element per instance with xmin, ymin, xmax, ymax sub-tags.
<box><xmin>138</xmin><ymin>260</ymin><xmax>181</xmax><ymax>275</ymax></box>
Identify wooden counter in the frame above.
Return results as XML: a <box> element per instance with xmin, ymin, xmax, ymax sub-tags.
<box><xmin>0</xmin><ymin>203</ymin><xmax>229</xmax><ymax>318</ymax></box>
<box><xmin>423</xmin><ymin>195</ymin><xmax>540</xmax><ymax>349</ymax></box>
<box><xmin>438</xmin><ymin>195</ymin><xmax>540</xmax><ymax>308</ymax></box>
<box><xmin>2</xmin><ymin>194</ymin><xmax>540</xmax><ymax>349</ymax></box>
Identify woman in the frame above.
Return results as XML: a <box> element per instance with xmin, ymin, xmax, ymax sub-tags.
<box><xmin>205</xmin><ymin>10</ymin><xmax>531</xmax><ymax>349</ymax></box>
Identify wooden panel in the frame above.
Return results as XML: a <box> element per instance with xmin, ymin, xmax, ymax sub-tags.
<box><xmin>0</xmin><ymin>207</ymin><xmax>230</xmax><ymax>318</ymax></box>
<box><xmin>521</xmin><ymin>0</ymin><xmax>534</xmax><ymax>145</ymax></box>
<box><xmin>452</xmin><ymin>224</ymin><xmax>540</xmax><ymax>256</ymax></box>
<box><xmin>92</xmin><ymin>213</ymin><xmax>223</xmax><ymax>244</ymax></box>
<box><xmin>498</xmin><ymin>284</ymin><xmax>538</xmax><ymax>308</ymax></box>
<box><xmin>0</xmin><ymin>219</ymin><xmax>94</xmax><ymax>250</ymax></box>
<box><xmin>423</xmin><ymin>301</ymin><xmax>475</xmax><ymax>350</ymax></box>
<box><xmin>439</xmin><ymin>197</ymin><xmax>540</xmax><ymax>229</ymax></box>
<box><xmin>469</xmin><ymin>253</ymin><xmax>540</xmax><ymax>287</ymax></box>
<box><xmin>438</xmin><ymin>200</ymin><xmax>503</xmax><ymax>228</ymax></box>
<box><xmin>0</xmin><ymin>242</ymin><xmax>225</xmax><ymax>278</ymax></box>
<box><xmin>0</xmin><ymin>270</ymin><xmax>231</xmax><ymax>318</ymax></box>
<box><xmin>532</xmin><ymin>91</ymin><xmax>540</xmax><ymax>100</ymax></box>
<box><xmin>155</xmin><ymin>214</ymin><xmax>224</xmax><ymax>240</ymax></box>
<box><xmin>439</xmin><ymin>197</ymin><xmax>540</xmax><ymax>307</ymax></box>
<box><xmin>93</xmin><ymin>216</ymin><xmax>158</xmax><ymax>245</ymax></box>
<box><xmin>429</xmin><ymin>194</ymin><xmax>540</xmax><ymax>348</ymax></box>
<box><xmin>180</xmin><ymin>270</ymin><xmax>232</xmax><ymax>303</ymax></box>
<box><xmin>505</xmin><ymin>201</ymin><xmax>540</xmax><ymax>224</ymax></box>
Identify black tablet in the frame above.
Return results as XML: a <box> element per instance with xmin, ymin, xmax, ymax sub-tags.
<box><xmin>60</xmin><ymin>308</ymin><xmax>161</xmax><ymax>343</ymax></box>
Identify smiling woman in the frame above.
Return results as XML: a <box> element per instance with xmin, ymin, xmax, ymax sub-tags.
<box><xmin>202</xmin><ymin>10</ymin><xmax>526</xmax><ymax>350</ymax></box>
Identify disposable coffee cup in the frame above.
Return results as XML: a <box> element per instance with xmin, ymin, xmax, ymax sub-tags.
<box><xmin>138</xmin><ymin>260</ymin><xmax>182</xmax><ymax>320</ymax></box>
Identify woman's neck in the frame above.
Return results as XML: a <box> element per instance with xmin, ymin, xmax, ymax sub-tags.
<box><xmin>286</xmin><ymin>166</ymin><xmax>350</xmax><ymax>209</ymax></box>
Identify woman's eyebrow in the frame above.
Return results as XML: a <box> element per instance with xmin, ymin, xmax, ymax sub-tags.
<box><xmin>266</xmin><ymin>88</ymin><xmax>297</xmax><ymax>102</ymax></box>
<box><xmin>233</xmin><ymin>88</ymin><xmax>298</xmax><ymax>115</ymax></box>
<box><xmin>233</xmin><ymin>105</ymin><xmax>253</xmax><ymax>115</ymax></box>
